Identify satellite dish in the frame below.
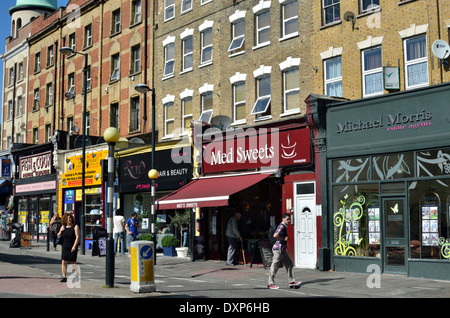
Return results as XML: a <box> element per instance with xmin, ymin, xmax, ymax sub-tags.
<box><xmin>129</xmin><ymin>137</ymin><xmax>145</xmax><ymax>144</ymax></box>
<box><xmin>343</xmin><ymin>11</ymin><xmax>355</xmax><ymax>22</ymax></box>
<box><xmin>432</xmin><ymin>40</ymin><xmax>450</xmax><ymax>60</ymax></box>
<box><xmin>96</xmin><ymin>136</ymin><xmax>105</xmax><ymax>144</ymax></box>
<box><xmin>210</xmin><ymin>115</ymin><xmax>232</xmax><ymax>131</ymax></box>
<box><xmin>74</xmin><ymin>135</ymin><xmax>92</xmax><ymax>148</ymax></box>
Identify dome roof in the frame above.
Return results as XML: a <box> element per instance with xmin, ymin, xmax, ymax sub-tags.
<box><xmin>9</xmin><ymin>0</ymin><xmax>58</xmax><ymax>15</ymax></box>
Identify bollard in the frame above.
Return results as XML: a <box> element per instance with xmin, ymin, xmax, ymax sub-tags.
<box><xmin>130</xmin><ymin>240</ymin><xmax>156</xmax><ymax>293</ymax></box>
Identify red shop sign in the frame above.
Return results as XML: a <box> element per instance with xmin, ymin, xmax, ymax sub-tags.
<box><xmin>202</xmin><ymin>127</ymin><xmax>311</xmax><ymax>174</ymax></box>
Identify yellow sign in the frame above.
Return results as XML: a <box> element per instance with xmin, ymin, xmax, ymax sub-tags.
<box><xmin>21</xmin><ymin>232</ymin><xmax>31</xmax><ymax>247</ymax></box>
<box><xmin>61</xmin><ymin>150</ymin><xmax>108</xmax><ymax>188</ymax></box>
<box><xmin>40</xmin><ymin>211</ymin><xmax>49</xmax><ymax>224</ymax></box>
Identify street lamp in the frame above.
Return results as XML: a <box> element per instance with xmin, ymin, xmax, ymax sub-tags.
<box><xmin>104</xmin><ymin>127</ymin><xmax>120</xmax><ymax>288</ymax></box>
<box><xmin>60</xmin><ymin>46</ymin><xmax>89</xmax><ymax>255</ymax></box>
<box><xmin>134</xmin><ymin>84</ymin><xmax>157</xmax><ymax>263</ymax></box>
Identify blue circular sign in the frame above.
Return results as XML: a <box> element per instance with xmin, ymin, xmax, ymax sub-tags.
<box><xmin>140</xmin><ymin>245</ymin><xmax>153</xmax><ymax>260</ymax></box>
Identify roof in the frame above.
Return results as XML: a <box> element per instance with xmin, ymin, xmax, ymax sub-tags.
<box><xmin>9</xmin><ymin>0</ymin><xmax>58</xmax><ymax>15</ymax></box>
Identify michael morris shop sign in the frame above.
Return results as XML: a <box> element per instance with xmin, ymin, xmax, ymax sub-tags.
<box><xmin>202</xmin><ymin>127</ymin><xmax>311</xmax><ymax>174</ymax></box>
<box><xmin>336</xmin><ymin>109</ymin><xmax>432</xmax><ymax>134</ymax></box>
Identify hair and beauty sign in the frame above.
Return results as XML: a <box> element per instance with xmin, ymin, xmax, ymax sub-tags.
<box><xmin>201</xmin><ymin>126</ymin><xmax>311</xmax><ymax>174</ymax></box>
<box><xmin>327</xmin><ymin>84</ymin><xmax>450</xmax><ymax>157</ymax></box>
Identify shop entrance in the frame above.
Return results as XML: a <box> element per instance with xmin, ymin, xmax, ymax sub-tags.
<box><xmin>294</xmin><ymin>182</ymin><xmax>316</xmax><ymax>268</ymax></box>
<box><xmin>382</xmin><ymin>196</ymin><xmax>408</xmax><ymax>274</ymax></box>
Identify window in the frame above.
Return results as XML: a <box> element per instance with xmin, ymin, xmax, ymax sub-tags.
<box><xmin>33</xmin><ymin>128</ymin><xmax>39</xmax><ymax>144</ymax></box>
<box><xmin>228</xmin><ymin>19</ymin><xmax>245</xmax><ymax>54</ymax></box>
<box><xmin>324</xmin><ymin>56</ymin><xmax>342</xmax><ymax>97</ymax></box>
<box><xmin>84</xmin><ymin>67</ymin><xmax>91</xmax><ymax>92</ymax></box>
<box><xmin>251</xmin><ymin>74</ymin><xmax>271</xmax><ymax>116</ymax></box>
<box><xmin>67</xmin><ymin>117</ymin><xmax>74</xmax><ymax>133</ymax></box>
<box><xmin>45</xmin><ymin>83</ymin><xmax>53</xmax><ymax>106</ymax></box>
<box><xmin>164</xmin><ymin>101</ymin><xmax>175</xmax><ymax>137</ymax></box>
<box><xmin>7</xmin><ymin>100</ymin><xmax>13</xmax><ymax>120</ymax></box>
<box><xmin>131</xmin><ymin>45</ymin><xmax>141</xmax><ymax>74</ymax></box>
<box><xmin>282</xmin><ymin>67</ymin><xmax>300</xmax><ymax>113</ymax></box>
<box><xmin>111</xmin><ymin>53</ymin><xmax>120</xmax><ymax>81</ymax></box>
<box><xmin>67</xmin><ymin>73</ymin><xmax>75</xmax><ymax>97</ymax></box>
<box><xmin>130</xmin><ymin>97</ymin><xmax>140</xmax><ymax>132</ymax></box>
<box><xmin>45</xmin><ymin>124</ymin><xmax>52</xmax><ymax>142</ymax></box>
<box><xmin>69</xmin><ymin>33</ymin><xmax>76</xmax><ymax>52</ymax></box>
<box><xmin>201</xmin><ymin>0</ymin><xmax>212</xmax><ymax>5</ymax></box>
<box><xmin>362</xmin><ymin>46</ymin><xmax>383</xmax><ymax>97</ymax></box>
<box><xmin>360</xmin><ymin>0</ymin><xmax>379</xmax><ymax>12</ymax></box>
<box><xmin>164</xmin><ymin>0</ymin><xmax>175</xmax><ymax>21</ymax></box>
<box><xmin>33</xmin><ymin>88</ymin><xmax>40</xmax><ymax>110</ymax></box>
<box><xmin>281</xmin><ymin>0</ymin><xmax>298</xmax><ymax>38</ymax></box>
<box><xmin>181</xmin><ymin>0</ymin><xmax>192</xmax><ymax>13</ymax></box>
<box><xmin>404</xmin><ymin>34</ymin><xmax>428</xmax><ymax>89</ymax></box>
<box><xmin>8</xmin><ymin>68</ymin><xmax>14</xmax><ymax>86</ymax></box>
<box><xmin>84</xmin><ymin>24</ymin><xmax>92</xmax><ymax>48</ymax></box>
<box><xmin>34</xmin><ymin>52</ymin><xmax>41</xmax><ymax>73</ymax></box>
<box><xmin>200</xmin><ymin>28</ymin><xmax>213</xmax><ymax>65</ymax></box>
<box><xmin>163</xmin><ymin>42</ymin><xmax>175</xmax><ymax>77</ymax></box>
<box><xmin>85</xmin><ymin>111</ymin><xmax>91</xmax><ymax>136</ymax></box>
<box><xmin>323</xmin><ymin>0</ymin><xmax>340</xmax><ymax>25</ymax></box>
<box><xmin>255</xmin><ymin>10</ymin><xmax>270</xmax><ymax>46</ymax></box>
<box><xmin>18</xmin><ymin>62</ymin><xmax>23</xmax><ymax>81</ymax></box>
<box><xmin>200</xmin><ymin>87</ymin><xmax>213</xmax><ymax>123</ymax></box>
<box><xmin>182</xmin><ymin>96</ymin><xmax>193</xmax><ymax>132</ymax></box>
<box><xmin>112</xmin><ymin>8</ymin><xmax>121</xmax><ymax>34</ymax></box>
<box><xmin>17</xmin><ymin>96</ymin><xmax>23</xmax><ymax>116</ymax></box>
<box><xmin>233</xmin><ymin>82</ymin><xmax>246</xmax><ymax>122</ymax></box>
<box><xmin>47</xmin><ymin>45</ymin><xmax>54</xmax><ymax>67</ymax></box>
<box><xmin>110</xmin><ymin>103</ymin><xmax>119</xmax><ymax>128</ymax></box>
<box><xmin>182</xmin><ymin>35</ymin><xmax>193</xmax><ymax>72</ymax></box>
<box><xmin>132</xmin><ymin>0</ymin><xmax>142</xmax><ymax>24</ymax></box>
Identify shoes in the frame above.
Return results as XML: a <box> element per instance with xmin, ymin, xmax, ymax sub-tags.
<box><xmin>289</xmin><ymin>281</ymin><xmax>302</xmax><ymax>288</ymax></box>
<box><xmin>60</xmin><ymin>277</ymin><xmax>67</xmax><ymax>283</ymax></box>
<box><xmin>267</xmin><ymin>284</ymin><xmax>279</xmax><ymax>289</ymax></box>
<box><xmin>226</xmin><ymin>263</ymin><xmax>236</xmax><ymax>266</ymax></box>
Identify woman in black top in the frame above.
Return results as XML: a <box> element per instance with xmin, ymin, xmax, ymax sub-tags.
<box><xmin>57</xmin><ymin>213</ymin><xmax>80</xmax><ymax>283</ymax></box>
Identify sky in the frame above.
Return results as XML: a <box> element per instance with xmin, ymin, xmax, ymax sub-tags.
<box><xmin>0</xmin><ymin>0</ymin><xmax>69</xmax><ymax>120</ymax></box>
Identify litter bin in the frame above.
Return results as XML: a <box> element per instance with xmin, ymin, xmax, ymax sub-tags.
<box><xmin>92</xmin><ymin>227</ymin><xmax>107</xmax><ymax>257</ymax></box>
<box><xmin>130</xmin><ymin>240</ymin><xmax>156</xmax><ymax>293</ymax></box>
<box><xmin>9</xmin><ymin>223</ymin><xmax>23</xmax><ymax>248</ymax></box>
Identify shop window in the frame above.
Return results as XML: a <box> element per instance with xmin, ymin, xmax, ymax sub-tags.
<box><xmin>332</xmin><ymin>157</ymin><xmax>370</xmax><ymax>183</ymax></box>
<box><xmin>372</xmin><ymin>152</ymin><xmax>414</xmax><ymax>180</ymax></box>
<box><xmin>333</xmin><ymin>184</ymin><xmax>380</xmax><ymax>258</ymax></box>
<box><xmin>417</xmin><ymin>148</ymin><xmax>450</xmax><ymax>178</ymax></box>
<box><xmin>409</xmin><ymin>179</ymin><xmax>450</xmax><ymax>260</ymax></box>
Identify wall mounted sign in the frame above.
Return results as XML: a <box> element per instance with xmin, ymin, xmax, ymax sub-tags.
<box><xmin>19</xmin><ymin>151</ymin><xmax>52</xmax><ymax>178</ymax></box>
<box><xmin>383</xmin><ymin>66</ymin><xmax>400</xmax><ymax>90</ymax></box>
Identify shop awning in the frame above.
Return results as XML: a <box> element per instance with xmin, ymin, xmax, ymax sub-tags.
<box><xmin>156</xmin><ymin>171</ymin><xmax>275</xmax><ymax>210</ymax></box>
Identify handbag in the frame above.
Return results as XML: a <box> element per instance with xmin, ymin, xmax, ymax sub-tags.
<box><xmin>56</xmin><ymin>234</ymin><xmax>63</xmax><ymax>245</ymax></box>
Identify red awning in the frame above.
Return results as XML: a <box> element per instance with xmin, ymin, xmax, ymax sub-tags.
<box><xmin>156</xmin><ymin>172</ymin><xmax>274</xmax><ymax>210</ymax></box>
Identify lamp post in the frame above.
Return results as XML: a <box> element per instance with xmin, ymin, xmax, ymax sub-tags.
<box><xmin>60</xmin><ymin>46</ymin><xmax>89</xmax><ymax>255</ymax></box>
<box><xmin>135</xmin><ymin>84</ymin><xmax>157</xmax><ymax>264</ymax></box>
<box><xmin>104</xmin><ymin>127</ymin><xmax>120</xmax><ymax>288</ymax></box>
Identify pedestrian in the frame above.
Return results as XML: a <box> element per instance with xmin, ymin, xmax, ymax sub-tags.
<box><xmin>49</xmin><ymin>213</ymin><xmax>61</xmax><ymax>251</ymax></box>
<box><xmin>267</xmin><ymin>213</ymin><xmax>301</xmax><ymax>289</ymax></box>
<box><xmin>113</xmin><ymin>208</ymin><xmax>125</xmax><ymax>256</ymax></box>
<box><xmin>57</xmin><ymin>213</ymin><xmax>80</xmax><ymax>283</ymax></box>
<box><xmin>225</xmin><ymin>211</ymin><xmax>243</xmax><ymax>266</ymax></box>
<box><xmin>125</xmin><ymin>212</ymin><xmax>140</xmax><ymax>257</ymax></box>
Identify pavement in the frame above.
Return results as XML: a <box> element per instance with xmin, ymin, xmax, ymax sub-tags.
<box><xmin>1</xmin><ymin>239</ymin><xmax>450</xmax><ymax>299</ymax></box>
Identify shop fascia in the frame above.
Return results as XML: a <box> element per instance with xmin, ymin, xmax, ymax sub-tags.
<box><xmin>194</xmin><ymin>123</ymin><xmax>311</xmax><ymax>174</ymax></box>
<box><xmin>336</xmin><ymin>108</ymin><xmax>432</xmax><ymax>134</ymax></box>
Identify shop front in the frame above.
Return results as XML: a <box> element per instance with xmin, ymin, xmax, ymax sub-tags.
<box><xmin>12</xmin><ymin>146</ymin><xmax>56</xmax><ymax>242</ymax></box>
<box><xmin>157</xmin><ymin>118</ymin><xmax>317</xmax><ymax>266</ymax></box>
<box><xmin>319</xmin><ymin>82</ymin><xmax>450</xmax><ymax>280</ymax></box>
<box><xmin>58</xmin><ymin>146</ymin><xmax>108</xmax><ymax>250</ymax></box>
<box><xmin>117</xmin><ymin>142</ymin><xmax>192</xmax><ymax>250</ymax></box>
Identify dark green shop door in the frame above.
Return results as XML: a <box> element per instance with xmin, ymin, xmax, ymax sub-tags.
<box><xmin>382</xmin><ymin>197</ymin><xmax>408</xmax><ymax>274</ymax></box>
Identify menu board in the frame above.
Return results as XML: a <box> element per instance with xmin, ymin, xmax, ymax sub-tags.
<box><xmin>368</xmin><ymin>207</ymin><xmax>380</xmax><ymax>244</ymax></box>
<box><xmin>422</xmin><ymin>205</ymin><xmax>439</xmax><ymax>246</ymax></box>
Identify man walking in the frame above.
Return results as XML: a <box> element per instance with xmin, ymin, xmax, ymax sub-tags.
<box><xmin>225</xmin><ymin>211</ymin><xmax>243</xmax><ymax>266</ymax></box>
<box><xmin>268</xmin><ymin>213</ymin><xmax>301</xmax><ymax>289</ymax></box>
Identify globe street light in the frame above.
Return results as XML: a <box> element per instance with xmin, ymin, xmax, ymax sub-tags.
<box><xmin>104</xmin><ymin>127</ymin><xmax>120</xmax><ymax>288</ymax></box>
<box><xmin>60</xmin><ymin>46</ymin><xmax>89</xmax><ymax>255</ymax></box>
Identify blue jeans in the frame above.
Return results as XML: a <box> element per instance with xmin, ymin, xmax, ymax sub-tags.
<box><xmin>114</xmin><ymin>232</ymin><xmax>125</xmax><ymax>255</ymax></box>
<box><xmin>127</xmin><ymin>233</ymin><xmax>139</xmax><ymax>251</ymax></box>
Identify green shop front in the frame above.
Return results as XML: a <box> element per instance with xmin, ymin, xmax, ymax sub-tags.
<box><xmin>320</xmin><ymin>83</ymin><xmax>450</xmax><ymax>280</ymax></box>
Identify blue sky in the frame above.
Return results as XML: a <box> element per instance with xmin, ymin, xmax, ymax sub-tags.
<box><xmin>0</xmin><ymin>0</ymin><xmax>69</xmax><ymax>111</ymax></box>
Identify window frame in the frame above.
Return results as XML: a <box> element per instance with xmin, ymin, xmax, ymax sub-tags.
<box><xmin>33</xmin><ymin>88</ymin><xmax>40</xmax><ymax>111</ymax></box>
<box><xmin>110</xmin><ymin>53</ymin><xmax>120</xmax><ymax>81</ymax></box>
<box><xmin>163</xmin><ymin>42</ymin><xmax>175</xmax><ymax>77</ymax></box>
<box><xmin>232</xmin><ymin>81</ymin><xmax>246</xmax><ymax>122</ymax></box>
<box><xmin>280</xmin><ymin>0</ymin><xmax>298</xmax><ymax>39</ymax></box>
<box><xmin>164</xmin><ymin>0</ymin><xmax>175</xmax><ymax>21</ymax></box>
<box><xmin>255</xmin><ymin>10</ymin><xmax>270</xmax><ymax>47</ymax></box>
<box><xmin>131</xmin><ymin>45</ymin><xmax>141</xmax><ymax>74</ymax></box>
<box><xmin>182</xmin><ymin>35</ymin><xmax>193</xmax><ymax>72</ymax></box>
<box><xmin>130</xmin><ymin>96</ymin><xmax>140</xmax><ymax>132</ymax></box>
<box><xmin>132</xmin><ymin>0</ymin><xmax>142</xmax><ymax>25</ymax></box>
<box><xmin>228</xmin><ymin>19</ymin><xmax>245</xmax><ymax>54</ymax></box>
<box><xmin>200</xmin><ymin>28</ymin><xmax>213</xmax><ymax>65</ymax></box>
<box><xmin>181</xmin><ymin>96</ymin><xmax>193</xmax><ymax>133</ymax></box>
<box><xmin>282</xmin><ymin>66</ymin><xmax>300</xmax><ymax>113</ymax></box>
<box><xmin>360</xmin><ymin>0</ymin><xmax>380</xmax><ymax>13</ymax></box>
<box><xmin>324</xmin><ymin>56</ymin><xmax>343</xmax><ymax>97</ymax></box>
<box><xmin>47</xmin><ymin>45</ymin><xmax>54</xmax><ymax>67</ymax></box>
<box><xmin>251</xmin><ymin>74</ymin><xmax>271</xmax><ymax>116</ymax></box>
<box><xmin>362</xmin><ymin>46</ymin><xmax>383</xmax><ymax>97</ymax></box>
<box><xmin>45</xmin><ymin>82</ymin><xmax>53</xmax><ymax>106</ymax></box>
<box><xmin>34</xmin><ymin>52</ymin><xmax>41</xmax><ymax>73</ymax></box>
<box><xmin>84</xmin><ymin>24</ymin><xmax>92</xmax><ymax>48</ymax></box>
<box><xmin>164</xmin><ymin>101</ymin><xmax>175</xmax><ymax>137</ymax></box>
<box><xmin>322</xmin><ymin>0</ymin><xmax>340</xmax><ymax>26</ymax></box>
<box><xmin>404</xmin><ymin>34</ymin><xmax>429</xmax><ymax>90</ymax></box>
<box><xmin>112</xmin><ymin>8</ymin><xmax>121</xmax><ymax>35</ymax></box>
